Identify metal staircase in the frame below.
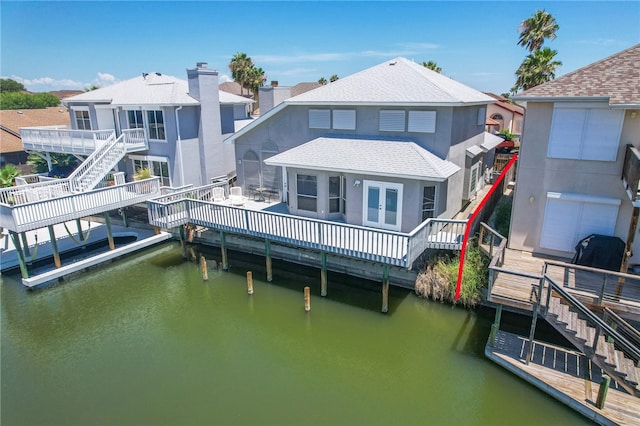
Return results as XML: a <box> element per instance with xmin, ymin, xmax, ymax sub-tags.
<box><xmin>537</xmin><ymin>282</ymin><xmax>640</xmax><ymax>398</ymax></box>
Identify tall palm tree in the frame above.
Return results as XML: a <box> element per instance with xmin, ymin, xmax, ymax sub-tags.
<box><xmin>422</xmin><ymin>60</ymin><xmax>442</xmax><ymax>73</ymax></box>
<box><xmin>246</xmin><ymin>66</ymin><xmax>266</xmax><ymax>99</ymax></box>
<box><xmin>228</xmin><ymin>53</ymin><xmax>253</xmax><ymax>96</ymax></box>
<box><xmin>518</xmin><ymin>9</ymin><xmax>559</xmax><ymax>52</ymax></box>
<box><xmin>512</xmin><ymin>47</ymin><xmax>562</xmax><ymax>92</ymax></box>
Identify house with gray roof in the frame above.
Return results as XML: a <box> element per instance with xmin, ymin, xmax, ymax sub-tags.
<box><xmin>23</xmin><ymin>63</ymin><xmax>253</xmax><ymax>187</ymax></box>
<box><xmin>226</xmin><ymin>57</ymin><xmax>500</xmax><ymax>232</ymax></box>
<box><xmin>509</xmin><ymin>44</ymin><xmax>640</xmax><ymax>264</ymax></box>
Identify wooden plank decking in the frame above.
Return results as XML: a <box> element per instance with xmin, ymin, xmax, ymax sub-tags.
<box><xmin>486</xmin><ymin>331</ymin><xmax>640</xmax><ymax>425</ymax></box>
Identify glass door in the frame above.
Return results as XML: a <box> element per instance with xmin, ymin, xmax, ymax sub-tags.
<box><xmin>363</xmin><ymin>181</ymin><xmax>403</xmax><ymax>231</ymax></box>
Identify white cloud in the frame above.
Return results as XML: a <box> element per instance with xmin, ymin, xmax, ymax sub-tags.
<box><xmin>218</xmin><ymin>73</ymin><xmax>232</xmax><ymax>83</ymax></box>
<box><xmin>4</xmin><ymin>72</ymin><xmax>120</xmax><ymax>92</ymax></box>
<box><xmin>397</xmin><ymin>42</ymin><xmax>440</xmax><ymax>50</ymax></box>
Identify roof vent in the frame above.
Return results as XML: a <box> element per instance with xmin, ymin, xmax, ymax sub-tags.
<box><xmin>197</xmin><ymin>62</ymin><xmax>208</xmax><ymax>69</ymax></box>
<box><xmin>142</xmin><ymin>73</ymin><xmax>149</xmax><ymax>79</ymax></box>
<box><xmin>389</xmin><ymin>60</ymin><xmax>397</xmax><ymax>66</ymax></box>
<box><xmin>155</xmin><ymin>72</ymin><xmax>162</xmax><ymax>76</ymax></box>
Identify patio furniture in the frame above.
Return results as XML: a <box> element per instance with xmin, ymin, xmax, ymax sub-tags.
<box><xmin>229</xmin><ymin>186</ymin><xmax>244</xmax><ymax>206</ymax></box>
<box><xmin>212</xmin><ymin>187</ymin><xmax>225</xmax><ymax>203</ymax></box>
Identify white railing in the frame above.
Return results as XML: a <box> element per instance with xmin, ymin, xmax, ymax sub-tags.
<box><xmin>0</xmin><ymin>178</ymin><xmax>161</xmax><ymax>233</ymax></box>
<box><xmin>20</xmin><ymin>127</ymin><xmax>115</xmax><ymax>155</ymax></box>
<box><xmin>122</xmin><ymin>128</ymin><xmax>148</xmax><ymax>151</ymax></box>
<box><xmin>147</xmin><ymin>185</ymin><xmax>467</xmax><ymax>268</ymax></box>
<box><xmin>67</xmin><ymin>132</ymin><xmax>120</xmax><ymax>192</ymax></box>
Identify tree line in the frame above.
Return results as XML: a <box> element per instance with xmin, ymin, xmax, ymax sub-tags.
<box><xmin>0</xmin><ymin>79</ymin><xmax>60</xmax><ymax>110</ymax></box>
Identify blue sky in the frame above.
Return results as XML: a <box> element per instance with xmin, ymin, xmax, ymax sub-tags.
<box><xmin>1</xmin><ymin>1</ymin><xmax>639</xmax><ymax>95</ymax></box>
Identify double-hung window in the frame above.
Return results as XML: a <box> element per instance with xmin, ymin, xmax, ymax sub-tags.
<box><xmin>127</xmin><ymin>110</ymin><xmax>144</xmax><ymax>129</ymax></box>
<box><xmin>147</xmin><ymin>110</ymin><xmax>165</xmax><ymax>141</ymax></box>
<box><xmin>74</xmin><ymin>109</ymin><xmax>91</xmax><ymax>130</ymax></box>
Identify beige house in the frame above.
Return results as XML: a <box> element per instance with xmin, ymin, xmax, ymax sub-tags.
<box><xmin>484</xmin><ymin>92</ymin><xmax>524</xmax><ymax>136</ymax></box>
<box><xmin>509</xmin><ymin>44</ymin><xmax>640</xmax><ymax>263</ymax></box>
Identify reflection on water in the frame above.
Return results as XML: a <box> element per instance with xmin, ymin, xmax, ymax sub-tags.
<box><xmin>1</xmin><ymin>242</ymin><xmax>587</xmax><ymax>425</ymax></box>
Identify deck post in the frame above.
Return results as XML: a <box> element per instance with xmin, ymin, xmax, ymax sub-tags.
<box><xmin>489</xmin><ymin>304</ymin><xmax>502</xmax><ymax>347</ymax></box>
<box><xmin>381</xmin><ymin>264</ymin><xmax>390</xmax><ymax>313</ymax></box>
<box><xmin>265</xmin><ymin>239</ymin><xmax>273</xmax><ymax>282</ymax></box>
<box><xmin>179</xmin><ymin>225</ymin><xmax>187</xmax><ymax>258</ymax></box>
<box><xmin>200</xmin><ymin>256</ymin><xmax>208</xmax><ymax>281</ymax></box>
<box><xmin>220</xmin><ymin>231</ymin><xmax>228</xmax><ymax>270</ymax></box>
<box><xmin>20</xmin><ymin>232</ymin><xmax>30</xmax><ymax>257</ymax></box>
<box><xmin>9</xmin><ymin>231</ymin><xmax>29</xmax><ymax>279</ymax></box>
<box><xmin>247</xmin><ymin>271</ymin><xmax>254</xmax><ymax>295</ymax></box>
<box><xmin>120</xmin><ymin>208</ymin><xmax>129</xmax><ymax>228</ymax></box>
<box><xmin>525</xmin><ymin>308</ymin><xmax>538</xmax><ymax>365</ymax></box>
<box><xmin>596</xmin><ymin>375</ymin><xmax>610</xmax><ymax>409</ymax></box>
<box><xmin>104</xmin><ymin>213</ymin><xmax>115</xmax><ymax>250</ymax></box>
<box><xmin>320</xmin><ymin>251</ymin><xmax>327</xmax><ymax>296</ymax></box>
<box><xmin>76</xmin><ymin>219</ymin><xmax>84</xmax><ymax>240</ymax></box>
<box><xmin>47</xmin><ymin>225</ymin><xmax>61</xmax><ymax>269</ymax></box>
<box><xmin>304</xmin><ymin>286</ymin><xmax>311</xmax><ymax>312</ymax></box>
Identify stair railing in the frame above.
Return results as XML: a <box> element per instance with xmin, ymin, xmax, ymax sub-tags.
<box><xmin>68</xmin><ymin>131</ymin><xmax>125</xmax><ymax>192</ymax></box>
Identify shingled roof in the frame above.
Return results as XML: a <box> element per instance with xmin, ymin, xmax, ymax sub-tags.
<box><xmin>0</xmin><ymin>107</ymin><xmax>69</xmax><ymax>154</ymax></box>
<box><xmin>515</xmin><ymin>44</ymin><xmax>640</xmax><ymax>106</ymax></box>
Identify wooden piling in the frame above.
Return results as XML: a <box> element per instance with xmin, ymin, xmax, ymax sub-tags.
<box><xmin>179</xmin><ymin>225</ymin><xmax>187</xmax><ymax>258</ymax></box>
<box><xmin>47</xmin><ymin>225</ymin><xmax>61</xmax><ymax>268</ymax></box>
<box><xmin>381</xmin><ymin>265</ymin><xmax>390</xmax><ymax>313</ymax></box>
<box><xmin>200</xmin><ymin>256</ymin><xmax>208</xmax><ymax>281</ymax></box>
<box><xmin>76</xmin><ymin>219</ymin><xmax>84</xmax><ymax>240</ymax></box>
<box><xmin>596</xmin><ymin>375</ymin><xmax>610</xmax><ymax>409</ymax></box>
<box><xmin>154</xmin><ymin>226</ymin><xmax>160</xmax><ymax>235</ymax></box>
<box><xmin>247</xmin><ymin>271</ymin><xmax>254</xmax><ymax>295</ymax></box>
<box><xmin>104</xmin><ymin>213</ymin><xmax>115</xmax><ymax>250</ymax></box>
<box><xmin>9</xmin><ymin>231</ymin><xmax>29</xmax><ymax>279</ymax></box>
<box><xmin>20</xmin><ymin>232</ymin><xmax>30</xmax><ymax>257</ymax></box>
<box><xmin>220</xmin><ymin>231</ymin><xmax>229</xmax><ymax>270</ymax></box>
<box><xmin>490</xmin><ymin>304</ymin><xmax>503</xmax><ymax>347</ymax></box>
<box><xmin>265</xmin><ymin>239</ymin><xmax>273</xmax><ymax>282</ymax></box>
<box><xmin>320</xmin><ymin>251</ymin><xmax>327</xmax><ymax>296</ymax></box>
<box><xmin>304</xmin><ymin>286</ymin><xmax>311</xmax><ymax>312</ymax></box>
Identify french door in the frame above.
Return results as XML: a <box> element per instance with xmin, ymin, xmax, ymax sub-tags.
<box><xmin>363</xmin><ymin>180</ymin><xmax>403</xmax><ymax>231</ymax></box>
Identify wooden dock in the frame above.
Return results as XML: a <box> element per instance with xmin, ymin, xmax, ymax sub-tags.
<box><xmin>486</xmin><ymin>331</ymin><xmax>640</xmax><ymax>425</ymax></box>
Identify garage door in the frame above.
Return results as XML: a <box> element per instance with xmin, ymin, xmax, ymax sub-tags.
<box><xmin>540</xmin><ymin>193</ymin><xmax>620</xmax><ymax>252</ymax></box>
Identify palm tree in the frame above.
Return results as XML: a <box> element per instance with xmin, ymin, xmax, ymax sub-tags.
<box><xmin>422</xmin><ymin>60</ymin><xmax>442</xmax><ymax>73</ymax></box>
<box><xmin>0</xmin><ymin>164</ymin><xmax>20</xmax><ymax>187</ymax></box>
<box><xmin>228</xmin><ymin>53</ymin><xmax>253</xmax><ymax>96</ymax></box>
<box><xmin>330</xmin><ymin>74</ymin><xmax>339</xmax><ymax>82</ymax></box>
<box><xmin>318</xmin><ymin>77</ymin><xmax>327</xmax><ymax>85</ymax></box>
<box><xmin>518</xmin><ymin>9</ymin><xmax>559</xmax><ymax>52</ymax></box>
<box><xmin>512</xmin><ymin>47</ymin><xmax>562</xmax><ymax>92</ymax></box>
<box><xmin>246</xmin><ymin>66</ymin><xmax>266</xmax><ymax>101</ymax></box>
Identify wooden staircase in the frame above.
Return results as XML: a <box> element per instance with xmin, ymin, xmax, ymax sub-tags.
<box><xmin>544</xmin><ymin>294</ymin><xmax>640</xmax><ymax>397</ymax></box>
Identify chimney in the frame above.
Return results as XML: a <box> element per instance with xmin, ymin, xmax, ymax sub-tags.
<box><xmin>271</xmin><ymin>80</ymin><xmax>279</xmax><ymax>87</ymax></box>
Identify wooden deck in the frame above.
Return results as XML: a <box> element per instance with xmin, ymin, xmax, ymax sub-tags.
<box><xmin>487</xmin><ymin>248</ymin><xmax>640</xmax><ymax>321</ymax></box>
<box><xmin>486</xmin><ymin>331</ymin><xmax>640</xmax><ymax>426</ymax></box>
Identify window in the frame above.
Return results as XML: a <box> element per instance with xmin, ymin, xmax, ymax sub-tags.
<box><xmin>297</xmin><ymin>174</ymin><xmax>317</xmax><ymax>212</ymax></box>
<box><xmin>127</xmin><ymin>110</ymin><xmax>144</xmax><ymax>129</ymax></box>
<box><xmin>408</xmin><ymin>111</ymin><xmax>436</xmax><ymax>133</ymax></box>
<box><xmin>147</xmin><ymin>110</ymin><xmax>165</xmax><ymax>140</ymax></box>
<box><xmin>74</xmin><ymin>110</ymin><xmax>91</xmax><ymax>130</ymax></box>
<box><xmin>309</xmin><ymin>109</ymin><xmax>330</xmax><ymax>129</ymax></box>
<box><xmin>548</xmin><ymin>105</ymin><xmax>623</xmax><ymax>161</ymax></box>
<box><xmin>422</xmin><ymin>186</ymin><xmax>436</xmax><ymax>221</ymax></box>
<box><xmin>132</xmin><ymin>157</ymin><xmax>170</xmax><ymax>186</ymax></box>
<box><xmin>379</xmin><ymin>110</ymin><xmax>406</xmax><ymax>131</ymax></box>
<box><xmin>477</xmin><ymin>107</ymin><xmax>486</xmax><ymax>126</ymax></box>
<box><xmin>329</xmin><ymin>176</ymin><xmax>345</xmax><ymax>214</ymax></box>
<box><xmin>332</xmin><ymin>110</ymin><xmax>356</xmax><ymax>130</ymax></box>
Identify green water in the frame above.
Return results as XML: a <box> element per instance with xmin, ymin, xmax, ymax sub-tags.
<box><xmin>1</xmin><ymin>242</ymin><xmax>587</xmax><ymax>425</ymax></box>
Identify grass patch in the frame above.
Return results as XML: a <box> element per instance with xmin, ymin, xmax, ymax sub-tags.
<box><xmin>415</xmin><ymin>242</ymin><xmax>489</xmax><ymax>308</ymax></box>
<box><xmin>493</xmin><ymin>198</ymin><xmax>512</xmax><ymax>237</ymax></box>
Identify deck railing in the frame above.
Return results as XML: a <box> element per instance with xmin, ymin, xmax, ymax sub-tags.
<box><xmin>0</xmin><ymin>178</ymin><xmax>161</xmax><ymax>233</ymax></box>
<box><xmin>147</xmin><ymin>185</ymin><xmax>467</xmax><ymax>268</ymax></box>
<box><xmin>20</xmin><ymin>127</ymin><xmax>115</xmax><ymax>155</ymax></box>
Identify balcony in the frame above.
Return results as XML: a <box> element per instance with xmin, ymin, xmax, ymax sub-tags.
<box><xmin>20</xmin><ymin>127</ymin><xmax>148</xmax><ymax>155</ymax></box>
<box><xmin>622</xmin><ymin>144</ymin><xmax>640</xmax><ymax>207</ymax></box>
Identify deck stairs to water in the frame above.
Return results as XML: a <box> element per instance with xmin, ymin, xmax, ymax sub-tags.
<box><xmin>543</xmin><ymin>294</ymin><xmax>640</xmax><ymax>398</ymax></box>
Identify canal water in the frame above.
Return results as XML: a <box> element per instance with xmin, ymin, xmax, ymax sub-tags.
<box><xmin>1</xmin><ymin>242</ymin><xmax>587</xmax><ymax>425</ymax></box>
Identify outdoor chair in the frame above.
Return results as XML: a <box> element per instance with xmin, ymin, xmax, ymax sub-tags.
<box><xmin>212</xmin><ymin>187</ymin><xmax>225</xmax><ymax>203</ymax></box>
<box><xmin>229</xmin><ymin>186</ymin><xmax>244</xmax><ymax>206</ymax></box>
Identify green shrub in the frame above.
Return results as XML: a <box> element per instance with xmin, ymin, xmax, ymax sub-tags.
<box><xmin>493</xmin><ymin>199</ymin><xmax>512</xmax><ymax>237</ymax></box>
<box><xmin>415</xmin><ymin>243</ymin><xmax>488</xmax><ymax>308</ymax></box>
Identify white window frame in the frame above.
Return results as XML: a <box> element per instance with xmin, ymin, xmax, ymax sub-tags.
<box><xmin>309</xmin><ymin>109</ymin><xmax>330</xmax><ymax>129</ymax></box>
<box><xmin>328</xmin><ymin>175</ymin><xmax>346</xmax><ymax>214</ymax></box>
<box><xmin>73</xmin><ymin>107</ymin><xmax>91</xmax><ymax>130</ymax></box>
<box><xmin>548</xmin><ymin>103</ymin><xmax>623</xmax><ymax>161</ymax></box>
<box><xmin>422</xmin><ymin>185</ymin><xmax>437</xmax><ymax>221</ymax></box>
<box><xmin>146</xmin><ymin>109</ymin><xmax>166</xmax><ymax>142</ymax></box>
<box><xmin>332</xmin><ymin>110</ymin><xmax>356</xmax><ymax>130</ymax></box>
<box><xmin>379</xmin><ymin>110</ymin><xmax>406</xmax><ymax>132</ymax></box>
<box><xmin>408</xmin><ymin>111</ymin><xmax>436</xmax><ymax>133</ymax></box>
<box><xmin>130</xmin><ymin>155</ymin><xmax>171</xmax><ymax>187</ymax></box>
<box><xmin>296</xmin><ymin>174</ymin><xmax>317</xmax><ymax>212</ymax></box>
<box><xmin>127</xmin><ymin>110</ymin><xmax>144</xmax><ymax>129</ymax></box>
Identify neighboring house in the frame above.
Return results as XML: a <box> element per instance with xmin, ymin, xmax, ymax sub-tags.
<box><xmin>0</xmin><ymin>106</ymin><xmax>70</xmax><ymax>171</ymax></box>
<box><xmin>219</xmin><ymin>81</ymin><xmax>254</xmax><ymax>118</ymax></box>
<box><xmin>258</xmin><ymin>81</ymin><xmax>322</xmax><ymax>115</ymax></box>
<box><xmin>510</xmin><ymin>44</ymin><xmax>640</xmax><ymax>263</ymax></box>
<box><xmin>484</xmin><ymin>92</ymin><xmax>524</xmax><ymax>136</ymax></box>
<box><xmin>227</xmin><ymin>57</ymin><xmax>501</xmax><ymax>232</ymax></box>
<box><xmin>23</xmin><ymin>63</ymin><xmax>254</xmax><ymax>187</ymax></box>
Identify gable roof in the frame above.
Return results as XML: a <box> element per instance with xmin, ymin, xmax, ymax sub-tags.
<box><xmin>63</xmin><ymin>73</ymin><xmax>253</xmax><ymax>107</ymax></box>
<box><xmin>0</xmin><ymin>107</ymin><xmax>70</xmax><ymax>153</ymax></box>
<box><xmin>485</xmin><ymin>92</ymin><xmax>524</xmax><ymax>115</ymax></box>
<box><xmin>287</xmin><ymin>57</ymin><xmax>494</xmax><ymax>106</ymax></box>
<box><xmin>264</xmin><ymin>137</ymin><xmax>460</xmax><ymax>182</ymax></box>
<box><xmin>515</xmin><ymin>44</ymin><xmax>640</xmax><ymax>106</ymax></box>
